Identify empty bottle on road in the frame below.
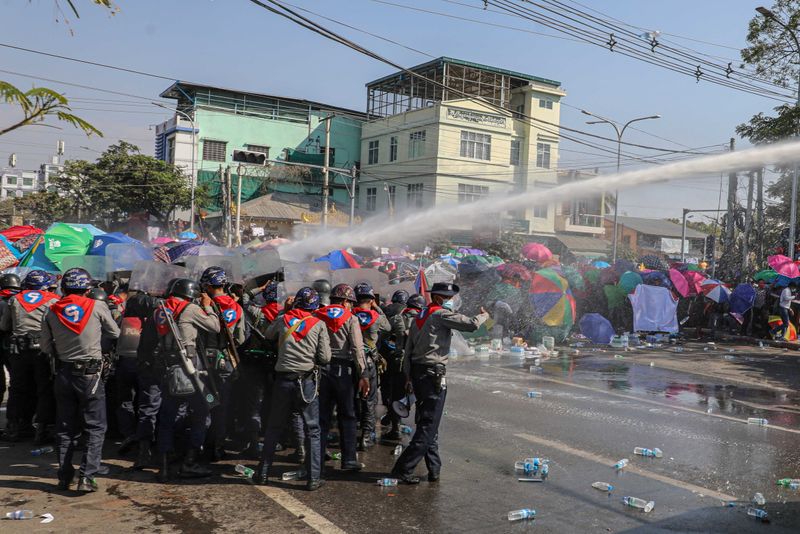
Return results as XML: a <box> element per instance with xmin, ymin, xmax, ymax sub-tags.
<box><xmin>507</xmin><ymin>509</ymin><xmax>535</xmax><ymax>521</ymax></box>
<box><xmin>592</xmin><ymin>482</ymin><xmax>614</xmax><ymax>492</ymax></box>
<box><xmin>633</xmin><ymin>447</ymin><xmax>663</xmax><ymax>458</ymax></box>
<box><xmin>622</xmin><ymin>496</ymin><xmax>655</xmax><ymax>513</ymax></box>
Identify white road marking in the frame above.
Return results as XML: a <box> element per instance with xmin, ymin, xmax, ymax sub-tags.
<box><xmin>515</xmin><ymin>432</ymin><xmax>737</xmax><ymax>502</ymax></box>
<box><xmin>254</xmin><ymin>485</ymin><xmax>347</xmax><ymax>534</ymax></box>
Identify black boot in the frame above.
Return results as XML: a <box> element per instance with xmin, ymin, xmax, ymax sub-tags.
<box><xmin>157</xmin><ymin>453</ymin><xmax>171</xmax><ymax>483</ymax></box>
<box><xmin>255</xmin><ymin>460</ymin><xmax>269</xmax><ymax>485</ymax></box>
<box><xmin>180</xmin><ymin>448</ymin><xmax>212</xmax><ymax>478</ymax></box>
<box><xmin>118</xmin><ymin>435</ymin><xmax>137</xmax><ymax>455</ymax></box>
<box><xmin>133</xmin><ymin>440</ymin><xmax>151</xmax><ymax>471</ymax></box>
<box><xmin>5</xmin><ymin>422</ymin><xmax>20</xmax><ymax>442</ymax></box>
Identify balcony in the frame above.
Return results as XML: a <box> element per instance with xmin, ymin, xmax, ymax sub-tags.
<box><xmin>554</xmin><ymin>213</ymin><xmax>605</xmax><ymax>235</ymax></box>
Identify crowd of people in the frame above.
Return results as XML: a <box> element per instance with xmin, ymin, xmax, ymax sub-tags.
<box><xmin>0</xmin><ymin>265</ymin><xmax>488</xmax><ymax>492</ymax></box>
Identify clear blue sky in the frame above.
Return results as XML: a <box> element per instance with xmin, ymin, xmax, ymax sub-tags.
<box><xmin>0</xmin><ymin>0</ymin><xmax>783</xmax><ymax>219</ymax></box>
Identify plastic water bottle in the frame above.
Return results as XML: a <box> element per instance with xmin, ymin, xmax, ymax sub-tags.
<box><xmin>330</xmin><ymin>452</ymin><xmax>342</xmax><ymax>461</ymax></box>
<box><xmin>747</xmin><ymin>508</ymin><xmax>768</xmax><ymax>520</ymax></box>
<box><xmin>31</xmin><ymin>445</ymin><xmax>54</xmax><ymax>456</ymax></box>
<box><xmin>234</xmin><ymin>464</ymin><xmax>254</xmax><ymax>478</ymax></box>
<box><xmin>613</xmin><ymin>459</ymin><xmax>629</xmax><ymax>470</ymax></box>
<box><xmin>753</xmin><ymin>492</ymin><xmax>766</xmax><ymax>505</ymax></box>
<box><xmin>5</xmin><ymin>510</ymin><xmax>34</xmax><ymax>520</ymax></box>
<box><xmin>282</xmin><ymin>468</ymin><xmax>307</xmax><ymax>481</ymax></box>
<box><xmin>526</xmin><ymin>391</ymin><xmax>542</xmax><ymax>398</ymax></box>
<box><xmin>393</xmin><ymin>445</ymin><xmax>403</xmax><ymax>456</ymax></box>
<box><xmin>776</xmin><ymin>478</ymin><xmax>800</xmax><ymax>488</ymax></box>
<box><xmin>633</xmin><ymin>447</ymin><xmax>663</xmax><ymax>458</ymax></box>
<box><xmin>747</xmin><ymin>418</ymin><xmax>768</xmax><ymax>426</ymax></box>
<box><xmin>507</xmin><ymin>509</ymin><xmax>535</xmax><ymax>521</ymax></box>
<box><xmin>592</xmin><ymin>482</ymin><xmax>614</xmax><ymax>492</ymax></box>
<box><xmin>540</xmin><ymin>463</ymin><xmax>549</xmax><ymax>480</ymax></box>
<box><xmin>622</xmin><ymin>496</ymin><xmax>655</xmax><ymax>513</ymax></box>
<box><xmin>377</xmin><ymin>478</ymin><xmax>398</xmax><ymax>487</ymax></box>
<box><xmin>400</xmin><ymin>424</ymin><xmax>413</xmax><ymax>435</ymax></box>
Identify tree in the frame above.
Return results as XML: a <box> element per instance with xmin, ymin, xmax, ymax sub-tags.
<box><xmin>481</xmin><ymin>232</ymin><xmax>527</xmax><ymax>261</ymax></box>
<box><xmin>16</xmin><ymin>142</ymin><xmax>207</xmax><ymax>226</ymax></box>
<box><xmin>0</xmin><ymin>82</ymin><xmax>101</xmax><ymax>137</ymax></box>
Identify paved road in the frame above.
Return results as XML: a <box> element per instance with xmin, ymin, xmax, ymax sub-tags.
<box><xmin>2</xmin><ymin>341</ymin><xmax>799</xmax><ymax>532</ymax></box>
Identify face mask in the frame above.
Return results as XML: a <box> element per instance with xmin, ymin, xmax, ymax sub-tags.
<box><xmin>441</xmin><ymin>300</ymin><xmax>454</xmax><ymax>311</ymax></box>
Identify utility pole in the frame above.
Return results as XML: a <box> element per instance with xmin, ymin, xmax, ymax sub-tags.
<box><xmin>680</xmin><ymin>208</ymin><xmax>689</xmax><ymax>263</ymax></box>
<box><xmin>725</xmin><ymin>138</ymin><xmax>737</xmax><ymax>274</ymax></box>
<box><xmin>757</xmin><ymin>168</ymin><xmax>764</xmax><ymax>264</ymax></box>
<box><xmin>225</xmin><ymin>165</ymin><xmax>232</xmax><ymax>247</ymax></box>
<box><xmin>235</xmin><ymin>163</ymin><xmax>243</xmax><ymax>246</ymax></box>
<box><xmin>742</xmin><ymin>170</ymin><xmax>755</xmax><ymax>279</ymax></box>
<box><xmin>322</xmin><ymin>115</ymin><xmax>332</xmax><ymax>229</ymax></box>
<box><xmin>349</xmin><ymin>165</ymin><xmax>357</xmax><ymax>227</ymax></box>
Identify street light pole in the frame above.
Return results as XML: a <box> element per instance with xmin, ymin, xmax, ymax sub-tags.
<box><xmin>152</xmin><ymin>102</ymin><xmax>197</xmax><ymax>233</ymax></box>
<box><xmin>757</xmin><ymin>6</ymin><xmax>800</xmax><ymax>259</ymax></box>
<box><xmin>582</xmin><ymin>110</ymin><xmax>661</xmax><ymax>262</ymax></box>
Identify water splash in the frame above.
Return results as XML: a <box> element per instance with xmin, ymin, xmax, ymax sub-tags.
<box><xmin>282</xmin><ymin>140</ymin><xmax>800</xmax><ymax>259</ymax></box>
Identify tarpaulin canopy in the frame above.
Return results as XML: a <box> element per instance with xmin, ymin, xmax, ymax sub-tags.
<box><xmin>44</xmin><ymin>223</ymin><xmax>94</xmax><ymax>268</ymax></box>
<box><xmin>522</xmin><ymin>243</ymin><xmax>552</xmax><ymax>262</ymax></box>
<box><xmin>314</xmin><ymin>249</ymin><xmax>361</xmax><ymax>270</ymax></box>
<box><xmin>0</xmin><ymin>225</ymin><xmax>42</xmax><ymax>242</ymax></box>
<box><xmin>768</xmin><ymin>255</ymin><xmax>800</xmax><ymax>278</ymax></box>
<box><xmin>628</xmin><ymin>284</ymin><xmax>678</xmax><ymax>333</ymax></box>
<box><xmin>579</xmin><ymin>313</ymin><xmax>615</xmax><ymax>344</ymax></box>
<box><xmin>88</xmin><ymin>232</ymin><xmax>139</xmax><ymax>256</ymax></box>
<box><xmin>529</xmin><ymin>268</ymin><xmax>575</xmax><ymax>327</ymax></box>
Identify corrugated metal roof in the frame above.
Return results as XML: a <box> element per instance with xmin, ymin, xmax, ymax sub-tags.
<box><xmin>555</xmin><ymin>234</ymin><xmax>610</xmax><ymax>252</ymax></box>
<box><xmin>607</xmin><ymin>216</ymin><xmax>707</xmax><ymax>239</ymax></box>
<box><xmin>206</xmin><ymin>192</ymin><xmax>355</xmax><ymax>225</ymax></box>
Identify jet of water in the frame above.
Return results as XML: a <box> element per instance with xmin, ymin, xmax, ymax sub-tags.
<box><xmin>282</xmin><ymin>140</ymin><xmax>800</xmax><ymax>259</ymax></box>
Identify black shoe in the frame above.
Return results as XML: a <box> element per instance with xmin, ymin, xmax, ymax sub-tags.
<box><xmin>382</xmin><ymin>430</ymin><xmax>401</xmax><ymax>441</ymax></box>
<box><xmin>341</xmin><ymin>461</ymin><xmax>364</xmax><ymax>472</ymax></box>
<box><xmin>180</xmin><ymin>449</ymin><xmax>212</xmax><ymax>478</ymax></box>
<box><xmin>255</xmin><ymin>461</ymin><xmax>269</xmax><ymax>485</ymax></box>
<box><xmin>428</xmin><ymin>472</ymin><xmax>440</xmax><ymax>483</ymax></box>
<box><xmin>5</xmin><ymin>423</ymin><xmax>19</xmax><ymax>443</ymax></box>
<box><xmin>211</xmin><ymin>447</ymin><xmax>226</xmax><ymax>462</ymax></box>
<box><xmin>306</xmin><ymin>479</ymin><xmax>325</xmax><ymax>491</ymax></box>
<box><xmin>157</xmin><ymin>453</ymin><xmax>171</xmax><ymax>483</ymax></box>
<box><xmin>392</xmin><ymin>470</ymin><xmax>421</xmax><ymax>485</ymax></box>
<box><xmin>358</xmin><ymin>436</ymin><xmax>373</xmax><ymax>451</ymax></box>
<box><xmin>57</xmin><ymin>470</ymin><xmax>76</xmax><ymax>490</ymax></box>
<box><xmin>133</xmin><ymin>440</ymin><xmax>151</xmax><ymax>470</ymax></box>
<box><xmin>380</xmin><ymin>413</ymin><xmax>391</xmax><ymax>426</ymax></box>
<box><xmin>76</xmin><ymin>476</ymin><xmax>98</xmax><ymax>492</ymax></box>
<box><xmin>118</xmin><ymin>435</ymin><xmax>137</xmax><ymax>455</ymax></box>
<box><xmin>34</xmin><ymin>426</ymin><xmax>51</xmax><ymax>446</ymax></box>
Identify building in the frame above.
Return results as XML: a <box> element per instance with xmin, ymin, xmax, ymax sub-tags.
<box><xmin>0</xmin><ymin>156</ymin><xmax>63</xmax><ymax>200</ymax></box>
<box><xmin>606</xmin><ymin>215</ymin><xmax>708</xmax><ymax>259</ymax></box>
<box><xmin>154</xmin><ymin>82</ymin><xmax>366</xmax><ymax>216</ymax></box>
<box><xmin>549</xmin><ymin>169</ymin><xmax>609</xmax><ymax>259</ymax></box>
<box><xmin>359</xmin><ymin>57</ymin><xmax>566</xmax><ymax>243</ymax></box>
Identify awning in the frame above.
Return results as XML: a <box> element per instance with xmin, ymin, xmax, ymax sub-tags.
<box><xmin>554</xmin><ymin>234</ymin><xmax>610</xmax><ymax>254</ymax></box>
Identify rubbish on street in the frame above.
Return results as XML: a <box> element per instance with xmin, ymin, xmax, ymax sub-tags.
<box><xmin>752</xmin><ymin>493</ymin><xmax>766</xmax><ymax>505</ymax></box>
<box><xmin>234</xmin><ymin>464</ymin><xmax>254</xmax><ymax>478</ymax></box>
<box><xmin>622</xmin><ymin>496</ymin><xmax>655</xmax><ymax>513</ymax></box>
<box><xmin>747</xmin><ymin>508</ymin><xmax>768</xmax><ymax>521</ymax></box>
<box><xmin>492</xmin><ymin>390</ymin><xmax>502</xmax><ymax>394</ymax></box>
<box><xmin>399</xmin><ymin>424</ymin><xmax>413</xmax><ymax>435</ymax></box>
<box><xmin>613</xmin><ymin>354</ymin><xmax>624</xmax><ymax>359</ymax></box>
<box><xmin>30</xmin><ymin>446</ymin><xmax>54</xmax><ymax>456</ymax></box>
<box><xmin>776</xmin><ymin>478</ymin><xmax>800</xmax><ymax>489</ymax></box>
<box><xmin>5</xmin><ymin>510</ymin><xmax>34</xmax><ymax>520</ymax></box>
<box><xmin>393</xmin><ymin>445</ymin><xmax>403</xmax><ymax>456</ymax></box>
<box><xmin>40</xmin><ymin>513</ymin><xmax>54</xmax><ymax>524</ymax></box>
<box><xmin>282</xmin><ymin>468</ymin><xmax>307</xmax><ymax>481</ymax></box>
<box><xmin>518</xmin><ymin>478</ymin><xmax>544</xmax><ymax>482</ymax></box>
<box><xmin>633</xmin><ymin>447</ymin><xmax>663</xmax><ymax>458</ymax></box>
<box><xmin>507</xmin><ymin>509</ymin><xmax>535</xmax><ymax>521</ymax></box>
<box><xmin>377</xmin><ymin>478</ymin><xmax>399</xmax><ymax>487</ymax></box>
<box><xmin>613</xmin><ymin>459</ymin><xmax>629</xmax><ymax>470</ymax></box>
<box><xmin>747</xmin><ymin>418</ymin><xmax>768</xmax><ymax>426</ymax></box>
<box><xmin>526</xmin><ymin>391</ymin><xmax>543</xmax><ymax>398</ymax></box>
<box><xmin>592</xmin><ymin>482</ymin><xmax>614</xmax><ymax>492</ymax></box>
<box><xmin>330</xmin><ymin>452</ymin><xmax>342</xmax><ymax>461</ymax></box>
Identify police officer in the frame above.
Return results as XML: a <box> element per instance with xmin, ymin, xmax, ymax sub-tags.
<box><xmin>41</xmin><ymin>268</ymin><xmax>120</xmax><ymax>492</ymax></box>
<box><xmin>391</xmin><ymin>283</ymin><xmax>488</xmax><ymax>484</ymax></box>
<box><xmin>381</xmin><ymin>293</ymin><xmax>424</xmax><ymax>440</ymax></box>
<box><xmin>199</xmin><ymin>266</ymin><xmax>245</xmax><ymax>461</ymax></box>
<box><xmin>0</xmin><ymin>270</ymin><xmax>59</xmax><ymax>444</ymax></box>
<box><xmin>255</xmin><ymin>287</ymin><xmax>330</xmax><ymax>490</ymax></box>
<box><xmin>312</xmin><ymin>279</ymin><xmax>332</xmax><ymax>307</ymax></box>
<box><xmin>353</xmin><ymin>282</ymin><xmax>391</xmax><ymax>450</ymax></box>
<box><xmin>315</xmin><ymin>283</ymin><xmax>369</xmax><ymax>472</ymax></box>
<box><xmin>0</xmin><ymin>273</ymin><xmax>22</xmax><ymax>440</ymax></box>
<box><xmin>150</xmin><ymin>278</ymin><xmax>220</xmax><ymax>482</ymax></box>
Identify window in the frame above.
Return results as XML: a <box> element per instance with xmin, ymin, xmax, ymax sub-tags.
<box><xmin>389</xmin><ymin>136</ymin><xmax>398</xmax><ymax>162</ymax></box>
<box><xmin>408</xmin><ymin>131</ymin><xmax>426</xmax><ymax>159</ymax></box>
<box><xmin>510</xmin><ymin>139</ymin><xmax>522</xmax><ymax>166</ymax></box>
<box><xmin>247</xmin><ymin>144</ymin><xmax>270</xmax><ymax>158</ymax></box>
<box><xmin>536</xmin><ymin>143</ymin><xmax>551</xmax><ymax>168</ymax></box>
<box><xmin>538</xmin><ymin>98</ymin><xmax>553</xmax><ymax>109</ymax></box>
<box><xmin>366</xmin><ymin>187</ymin><xmax>377</xmax><ymax>211</ymax></box>
<box><xmin>460</xmin><ymin>131</ymin><xmax>491</xmax><ymax>161</ymax></box>
<box><xmin>458</xmin><ymin>184</ymin><xmax>489</xmax><ymax>203</ymax></box>
<box><xmin>22</xmin><ymin>177</ymin><xmax>33</xmax><ymax>187</ymax></box>
<box><xmin>202</xmin><ymin>140</ymin><xmax>227</xmax><ymax>162</ymax></box>
<box><xmin>533</xmin><ymin>205</ymin><xmax>548</xmax><ymax>218</ymax></box>
<box><xmin>368</xmin><ymin>140</ymin><xmax>379</xmax><ymax>165</ymax></box>
<box><xmin>166</xmin><ymin>137</ymin><xmax>176</xmax><ymax>164</ymax></box>
<box><xmin>513</xmin><ymin>104</ymin><xmax>525</xmax><ymax>119</ymax></box>
<box><xmin>407</xmin><ymin>183</ymin><xmax>424</xmax><ymax>208</ymax></box>
<box><xmin>387</xmin><ymin>185</ymin><xmax>396</xmax><ymax>208</ymax></box>
<box><xmin>6</xmin><ymin>176</ymin><xmax>17</xmax><ymax>185</ymax></box>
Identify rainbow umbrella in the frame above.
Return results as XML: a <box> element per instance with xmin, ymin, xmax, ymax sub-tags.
<box><xmin>529</xmin><ymin>268</ymin><xmax>575</xmax><ymax>327</ymax></box>
<box><xmin>700</xmin><ymin>279</ymin><xmax>731</xmax><ymax>303</ymax></box>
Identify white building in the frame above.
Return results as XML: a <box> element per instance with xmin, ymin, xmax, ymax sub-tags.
<box><xmin>0</xmin><ymin>156</ymin><xmax>64</xmax><ymax>200</ymax></box>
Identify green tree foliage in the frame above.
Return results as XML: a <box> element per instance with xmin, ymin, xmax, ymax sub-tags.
<box><xmin>481</xmin><ymin>232</ymin><xmax>527</xmax><ymax>261</ymax></box>
<box><xmin>16</xmin><ymin>142</ymin><xmax>206</xmax><ymax>226</ymax></box>
<box><xmin>0</xmin><ymin>81</ymin><xmax>101</xmax><ymax>137</ymax></box>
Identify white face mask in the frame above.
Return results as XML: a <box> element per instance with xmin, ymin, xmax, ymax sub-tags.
<box><xmin>441</xmin><ymin>299</ymin><xmax>455</xmax><ymax>311</ymax></box>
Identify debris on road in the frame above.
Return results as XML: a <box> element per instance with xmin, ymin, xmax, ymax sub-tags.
<box><xmin>613</xmin><ymin>459</ymin><xmax>629</xmax><ymax>470</ymax></box>
<box><xmin>5</xmin><ymin>510</ymin><xmax>34</xmax><ymax>520</ymax></box>
<box><xmin>508</xmin><ymin>509</ymin><xmax>536</xmax><ymax>521</ymax></box>
<box><xmin>633</xmin><ymin>447</ymin><xmax>663</xmax><ymax>458</ymax></box>
<box><xmin>622</xmin><ymin>496</ymin><xmax>655</xmax><ymax>513</ymax></box>
<box><xmin>592</xmin><ymin>482</ymin><xmax>614</xmax><ymax>492</ymax></box>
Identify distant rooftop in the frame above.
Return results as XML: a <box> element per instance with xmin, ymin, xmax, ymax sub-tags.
<box><xmin>608</xmin><ymin>215</ymin><xmax>708</xmax><ymax>239</ymax></box>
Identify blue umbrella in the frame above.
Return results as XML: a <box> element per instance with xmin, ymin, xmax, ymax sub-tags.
<box><xmin>729</xmin><ymin>283</ymin><xmax>756</xmax><ymax>323</ymax></box>
<box><xmin>88</xmin><ymin>232</ymin><xmax>139</xmax><ymax>256</ymax></box>
<box><xmin>579</xmin><ymin>313</ymin><xmax>615</xmax><ymax>344</ymax></box>
<box><xmin>592</xmin><ymin>260</ymin><xmax>610</xmax><ymax>269</ymax></box>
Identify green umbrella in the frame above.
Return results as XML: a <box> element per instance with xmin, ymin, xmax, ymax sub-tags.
<box><xmin>754</xmin><ymin>269</ymin><xmax>778</xmax><ymax>282</ymax></box>
<box><xmin>685</xmin><ymin>264</ymin><xmax>705</xmax><ymax>272</ymax></box>
<box><xmin>44</xmin><ymin>223</ymin><xmax>94</xmax><ymax>268</ymax></box>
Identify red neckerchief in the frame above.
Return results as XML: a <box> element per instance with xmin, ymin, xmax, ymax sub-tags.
<box><xmin>108</xmin><ymin>294</ymin><xmax>123</xmax><ymax>307</ymax></box>
<box><xmin>261</xmin><ymin>301</ymin><xmax>281</xmax><ymax>323</ymax></box>
<box><xmin>402</xmin><ymin>308</ymin><xmax>421</xmax><ymax>316</ymax></box>
<box><xmin>315</xmin><ymin>304</ymin><xmax>352</xmax><ymax>334</ymax></box>
<box><xmin>213</xmin><ymin>294</ymin><xmax>242</xmax><ymax>328</ymax></box>
<box><xmin>354</xmin><ymin>308</ymin><xmax>379</xmax><ymax>331</ymax></box>
<box><xmin>283</xmin><ymin>308</ymin><xmax>321</xmax><ymax>342</ymax></box>
<box><xmin>154</xmin><ymin>296</ymin><xmax>190</xmax><ymax>336</ymax></box>
<box><xmin>0</xmin><ymin>289</ymin><xmax>19</xmax><ymax>298</ymax></box>
<box><xmin>51</xmin><ymin>294</ymin><xmax>96</xmax><ymax>335</ymax></box>
<box><xmin>15</xmin><ymin>289</ymin><xmax>60</xmax><ymax>313</ymax></box>
<box><xmin>415</xmin><ymin>305</ymin><xmax>442</xmax><ymax>330</ymax></box>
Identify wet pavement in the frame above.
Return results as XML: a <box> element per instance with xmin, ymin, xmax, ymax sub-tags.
<box><xmin>2</xmin><ymin>341</ymin><xmax>800</xmax><ymax>532</ymax></box>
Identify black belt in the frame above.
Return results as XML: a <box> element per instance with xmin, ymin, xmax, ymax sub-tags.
<box><xmin>276</xmin><ymin>371</ymin><xmax>313</xmax><ymax>381</ymax></box>
<box><xmin>329</xmin><ymin>358</ymin><xmax>354</xmax><ymax>366</ymax></box>
<box><xmin>59</xmin><ymin>359</ymin><xmax>102</xmax><ymax>375</ymax></box>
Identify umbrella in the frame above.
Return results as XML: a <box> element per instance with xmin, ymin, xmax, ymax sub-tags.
<box><xmin>497</xmin><ymin>262</ymin><xmax>532</xmax><ymax>282</ymax></box>
<box><xmin>668</xmin><ymin>268</ymin><xmax>690</xmax><ymax>297</ymax></box>
<box><xmin>592</xmin><ymin>260</ymin><xmax>610</xmax><ymax>269</ymax></box>
<box><xmin>88</xmin><ymin>232</ymin><xmax>139</xmax><ymax>256</ymax></box>
<box><xmin>583</xmin><ymin>269</ymin><xmax>601</xmax><ymax>285</ymax></box>
<box><xmin>67</xmin><ymin>223</ymin><xmax>105</xmax><ymax>237</ymax></box>
<box><xmin>152</xmin><ymin>237</ymin><xmax>175</xmax><ymax>245</ymax></box>
<box><xmin>641</xmin><ymin>270</ymin><xmax>671</xmax><ymax>288</ymax></box>
<box><xmin>768</xmin><ymin>254</ymin><xmax>800</xmax><ymax>278</ymax></box>
<box><xmin>613</xmin><ymin>259</ymin><xmax>636</xmax><ymax>274</ymax></box>
<box><xmin>729</xmin><ymin>284</ymin><xmax>756</xmax><ymax>323</ymax></box>
<box><xmin>178</xmin><ymin>231</ymin><xmax>198</xmax><ymax>240</ymax></box>
<box><xmin>457</xmin><ymin>247</ymin><xmax>486</xmax><ymax>256</ymax></box>
<box><xmin>0</xmin><ymin>225</ymin><xmax>42</xmax><ymax>242</ymax></box>
<box><xmin>529</xmin><ymin>268</ymin><xmax>576</xmax><ymax>327</ymax></box>
<box><xmin>639</xmin><ymin>254</ymin><xmax>668</xmax><ymax>271</ymax></box>
<box><xmin>17</xmin><ymin>235</ymin><xmax>59</xmax><ymax>272</ymax></box>
<box><xmin>561</xmin><ymin>264</ymin><xmax>584</xmax><ymax>291</ymax></box>
<box><xmin>43</xmin><ymin>223</ymin><xmax>94</xmax><ymax>268</ymax></box>
<box><xmin>619</xmin><ymin>271</ymin><xmax>643</xmax><ymax>292</ymax></box>
<box><xmin>684</xmin><ymin>263</ymin><xmax>705</xmax><ymax>272</ymax></box>
<box><xmin>603</xmin><ymin>284</ymin><xmax>629</xmax><ymax>310</ymax></box>
<box><xmin>579</xmin><ymin>313</ymin><xmax>615</xmax><ymax>344</ymax></box>
<box><xmin>753</xmin><ymin>269</ymin><xmax>778</xmax><ymax>283</ymax></box>
<box><xmin>682</xmin><ymin>270</ymin><xmax>707</xmax><ymax>296</ymax></box>
<box><xmin>522</xmin><ymin>243</ymin><xmax>553</xmax><ymax>262</ymax></box>
<box><xmin>458</xmin><ymin>255</ymin><xmax>492</xmax><ymax>275</ymax></box>
<box><xmin>314</xmin><ymin>249</ymin><xmax>361</xmax><ymax>270</ymax></box>
<box><xmin>700</xmin><ymin>279</ymin><xmax>731</xmax><ymax>303</ymax></box>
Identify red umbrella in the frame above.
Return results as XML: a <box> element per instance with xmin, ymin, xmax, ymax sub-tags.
<box><xmin>682</xmin><ymin>270</ymin><xmax>707</xmax><ymax>296</ymax></box>
<box><xmin>768</xmin><ymin>255</ymin><xmax>800</xmax><ymax>278</ymax></box>
<box><xmin>668</xmin><ymin>268</ymin><xmax>689</xmax><ymax>297</ymax></box>
<box><xmin>0</xmin><ymin>225</ymin><xmax>42</xmax><ymax>242</ymax></box>
<box><xmin>521</xmin><ymin>242</ymin><xmax>552</xmax><ymax>262</ymax></box>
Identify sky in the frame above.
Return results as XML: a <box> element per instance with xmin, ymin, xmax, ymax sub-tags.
<box><xmin>0</xmin><ymin>0</ymin><xmax>788</xmax><ymax>220</ymax></box>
